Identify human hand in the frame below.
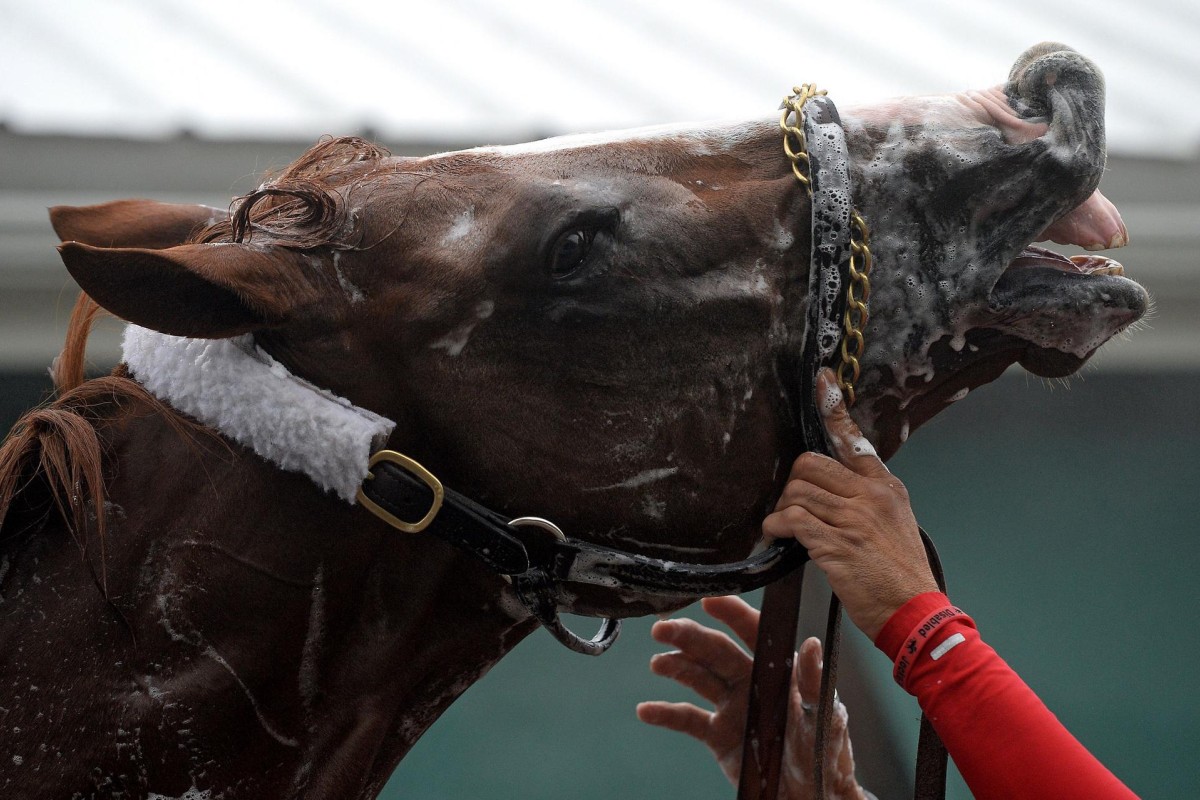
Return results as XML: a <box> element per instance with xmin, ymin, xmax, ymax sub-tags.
<box><xmin>763</xmin><ymin>369</ymin><xmax>939</xmax><ymax>641</ymax></box>
<box><xmin>636</xmin><ymin>596</ymin><xmax>867</xmax><ymax>799</ymax></box>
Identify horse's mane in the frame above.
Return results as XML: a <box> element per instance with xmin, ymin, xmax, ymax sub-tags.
<box><xmin>196</xmin><ymin>136</ymin><xmax>391</xmax><ymax>250</ymax></box>
<box><xmin>0</xmin><ymin>296</ymin><xmax>202</xmax><ymax>588</ymax></box>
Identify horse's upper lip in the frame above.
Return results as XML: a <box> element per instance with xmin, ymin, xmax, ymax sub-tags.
<box><xmin>1036</xmin><ymin>188</ymin><xmax>1129</xmax><ymax>251</ymax></box>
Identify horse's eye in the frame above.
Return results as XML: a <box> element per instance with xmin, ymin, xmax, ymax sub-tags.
<box><xmin>549</xmin><ymin>229</ymin><xmax>593</xmax><ymax>279</ymax></box>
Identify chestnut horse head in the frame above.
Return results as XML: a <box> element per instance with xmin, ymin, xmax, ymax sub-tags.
<box><xmin>0</xmin><ymin>43</ymin><xmax>1145</xmax><ymax>798</ymax></box>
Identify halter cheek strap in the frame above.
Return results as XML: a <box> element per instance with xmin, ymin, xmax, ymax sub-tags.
<box><xmin>737</xmin><ymin>89</ymin><xmax>948</xmax><ymax>800</ymax></box>
<box><xmin>357</xmin><ymin>452</ymin><xmax>808</xmax><ymax>654</ymax></box>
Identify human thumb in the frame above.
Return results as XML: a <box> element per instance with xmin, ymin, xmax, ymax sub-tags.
<box><xmin>816</xmin><ymin>369</ymin><xmax>889</xmax><ymax>478</ymax></box>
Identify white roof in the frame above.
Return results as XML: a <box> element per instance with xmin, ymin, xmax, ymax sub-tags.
<box><xmin>2</xmin><ymin>0</ymin><xmax>1198</xmax><ymax>158</ymax></box>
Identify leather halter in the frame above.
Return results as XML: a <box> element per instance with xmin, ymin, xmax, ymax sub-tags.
<box><xmin>358</xmin><ymin>451</ymin><xmax>808</xmax><ymax>654</ymax></box>
<box><xmin>358</xmin><ymin>93</ymin><xmax>949</xmax><ymax>796</ymax></box>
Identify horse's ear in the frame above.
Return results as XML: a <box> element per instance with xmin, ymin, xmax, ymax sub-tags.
<box><xmin>50</xmin><ymin>200</ymin><xmax>225</xmax><ymax>250</ymax></box>
<box><xmin>58</xmin><ymin>241</ymin><xmax>326</xmax><ymax>339</ymax></box>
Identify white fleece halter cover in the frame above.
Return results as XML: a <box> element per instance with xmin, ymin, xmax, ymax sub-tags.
<box><xmin>121</xmin><ymin>325</ymin><xmax>396</xmax><ymax>503</ymax></box>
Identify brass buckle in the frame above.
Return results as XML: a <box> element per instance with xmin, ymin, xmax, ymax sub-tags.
<box><xmin>357</xmin><ymin>450</ymin><xmax>444</xmax><ymax>533</ymax></box>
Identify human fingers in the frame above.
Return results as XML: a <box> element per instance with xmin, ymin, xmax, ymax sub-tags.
<box><xmin>815</xmin><ymin>369</ymin><xmax>891</xmax><ymax>480</ymax></box>
<box><xmin>636</xmin><ymin>701</ymin><xmax>713</xmax><ymax>742</ymax></box>
<box><xmin>795</xmin><ymin>636</ymin><xmax>824</xmax><ymax>709</ymax></box>
<box><xmin>775</xmin><ymin>476</ymin><xmax>850</xmax><ymax>526</ymax></box>
<box><xmin>700</xmin><ymin>595</ymin><xmax>760</xmax><ymax>651</ymax></box>
<box><xmin>761</xmin><ymin>503</ymin><xmax>837</xmax><ymax>554</ymax></box>
<box><xmin>650</xmin><ymin>651</ymin><xmax>738</xmax><ymax>706</ymax></box>
<box><xmin>651</xmin><ymin>618</ymin><xmax>752</xmax><ymax>686</ymax></box>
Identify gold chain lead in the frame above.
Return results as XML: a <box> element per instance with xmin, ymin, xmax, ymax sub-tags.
<box><xmin>779</xmin><ymin>84</ymin><xmax>826</xmax><ymax>196</ymax></box>
<box><xmin>839</xmin><ymin>212</ymin><xmax>872</xmax><ymax>405</ymax></box>
<box><xmin>781</xmin><ymin>85</ymin><xmax>873</xmax><ymax>406</ymax></box>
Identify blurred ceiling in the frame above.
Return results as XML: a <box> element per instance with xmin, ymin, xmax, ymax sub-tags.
<box><xmin>2</xmin><ymin>0</ymin><xmax>1199</xmax><ymax>157</ymax></box>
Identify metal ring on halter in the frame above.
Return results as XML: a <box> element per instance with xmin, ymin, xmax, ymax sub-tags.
<box><xmin>507</xmin><ymin>516</ymin><xmax>567</xmax><ymax>540</ymax></box>
<box><xmin>496</xmin><ymin>517</ymin><xmax>567</xmax><ymax>586</ymax></box>
<box><xmin>507</xmin><ymin>516</ymin><xmax>621</xmax><ymax>655</ymax></box>
<box><xmin>538</xmin><ymin>613</ymin><xmax>621</xmax><ymax>656</ymax></box>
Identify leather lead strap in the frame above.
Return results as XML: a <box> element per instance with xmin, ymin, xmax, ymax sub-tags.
<box><xmin>739</xmin><ymin>530</ymin><xmax>949</xmax><ymax>800</ymax></box>
<box><xmin>812</xmin><ymin>595</ymin><xmax>843</xmax><ymax>797</ymax></box>
<box><xmin>735</xmin><ymin>568</ymin><xmax>806</xmax><ymax>800</ymax></box>
<box><xmin>913</xmin><ymin>527</ymin><xmax>950</xmax><ymax>800</ymax></box>
<box><xmin>360</xmin><ymin>457</ymin><xmax>811</xmax><ymax>655</ymax></box>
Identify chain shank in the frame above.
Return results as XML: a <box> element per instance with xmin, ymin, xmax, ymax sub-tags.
<box><xmin>782</xmin><ymin>87</ymin><xmax>873</xmax><ymax>405</ymax></box>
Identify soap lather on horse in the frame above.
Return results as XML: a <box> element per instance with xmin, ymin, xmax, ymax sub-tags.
<box><xmin>0</xmin><ymin>42</ymin><xmax>1144</xmax><ymax>799</ymax></box>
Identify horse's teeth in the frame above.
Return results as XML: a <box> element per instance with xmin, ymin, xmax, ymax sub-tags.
<box><xmin>1068</xmin><ymin>255</ymin><xmax>1125</xmax><ymax>277</ymax></box>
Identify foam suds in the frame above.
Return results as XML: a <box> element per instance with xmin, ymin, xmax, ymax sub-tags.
<box><xmin>148</xmin><ymin>785</ymin><xmax>212</xmax><ymax>800</ymax></box>
<box><xmin>469</xmin><ymin>117</ymin><xmax>771</xmax><ymax>158</ymax></box>
<box><xmin>584</xmin><ymin>467</ymin><xmax>680</xmax><ymax>492</ymax></box>
<box><xmin>428</xmin><ymin>320</ymin><xmax>479</xmax><ymax>357</ymax></box>
<box><xmin>848</xmin><ymin>436</ymin><xmax>877</xmax><ymax>458</ymax></box>
<box><xmin>837</xmin><ymin>81</ymin><xmax>1141</xmax><ymax>447</ymax></box>
<box><xmin>443</xmin><ymin>207</ymin><xmax>476</xmax><ymax>245</ymax></box>
<box><xmin>820</xmin><ymin>382</ymin><xmax>844</xmax><ymax>416</ymax></box>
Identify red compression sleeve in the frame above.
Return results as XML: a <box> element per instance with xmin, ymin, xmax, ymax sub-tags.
<box><xmin>874</xmin><ymin>592</ymin><xmax>1138</xmax><ymax>800</ymax></box>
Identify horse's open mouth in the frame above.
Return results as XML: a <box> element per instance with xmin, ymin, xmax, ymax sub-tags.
<box><xmin>868</xmin><ymin>190</ymin><xmax>1149</xmax><ymax>460</ymax></box>
<box><xmin>985</xmin><ymin>192</ymin><xmax>1148</xmax><ymax>378</ymax></box>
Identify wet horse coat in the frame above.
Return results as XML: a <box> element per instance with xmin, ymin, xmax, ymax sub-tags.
<box><xmin>0</xmin><ymin>44</ymin><xmax>1146</xmax><ymax>798</ymax></box>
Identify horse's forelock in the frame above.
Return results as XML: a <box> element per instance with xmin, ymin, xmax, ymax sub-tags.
<box><xmin>195</xmin><ymin>136</ymin><xmax>391</xmax><ymax>252</ymax></box>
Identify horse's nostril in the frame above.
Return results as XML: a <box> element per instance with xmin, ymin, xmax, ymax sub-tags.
<box><xmin>1008</xmin><ymin>44</ymin><xmax>1104</xmax><ymax>121</ymax></box>
<box><xmin>1007</xmin><ymin>41</ymin><xmax>1077</xmax><ymax>85</ymax></box>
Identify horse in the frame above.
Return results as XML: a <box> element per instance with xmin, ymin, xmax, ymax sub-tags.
<box><xmin>0</xmin><ymin>43</ymin><xmax>1146</xmax><ymax>799</ymax></box>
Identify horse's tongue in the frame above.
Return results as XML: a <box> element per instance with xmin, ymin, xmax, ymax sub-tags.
<box><xmin>1037</xmin><ymin>189</ymin><xmax>1128</xmax><ymax>251</ymax></box>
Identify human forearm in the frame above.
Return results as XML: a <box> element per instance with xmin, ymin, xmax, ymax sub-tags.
<box><xmin>876</xmin><ymin>593</ymin><xmax>1138</xmax><ymax>800</ymax></box>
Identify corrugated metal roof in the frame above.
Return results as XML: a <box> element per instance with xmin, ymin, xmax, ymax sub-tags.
<box><xmin>2</xmin><ymin>0</ymin><xmax>1198</xmax><ymax>157</ymax></box>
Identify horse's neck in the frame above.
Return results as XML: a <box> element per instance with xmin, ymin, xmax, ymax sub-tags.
<box><xmin>7</xmin><ymin>409</ymin><xmax>537</xmax><ymax>799</ymax></box>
